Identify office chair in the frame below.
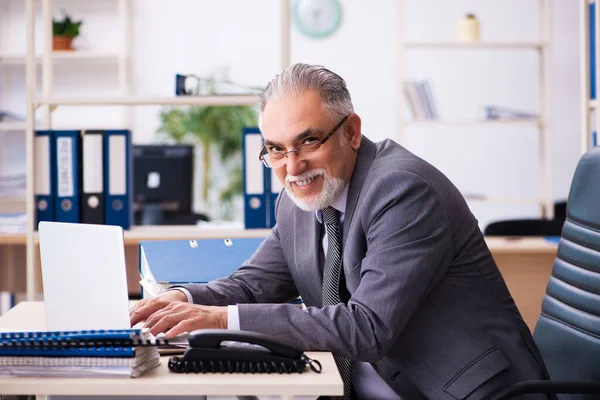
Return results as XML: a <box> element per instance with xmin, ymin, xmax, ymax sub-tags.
<box><xmin>484</xmin><ymin>219</ymin><xmax>565</xmax><ymax>236</ymax></box>
<box><xmin>484</xmin><ymin>202</ymin><xmax>567</xmax><ymax>237</ymax></box>
<box><xmin>484</xmin><ymin>147</ymin><xmax>600</xmax><ymax>400</ymax></box>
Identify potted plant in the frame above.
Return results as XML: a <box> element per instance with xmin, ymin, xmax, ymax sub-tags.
<box><xmin>157</xmin><ymin>104</ymin><xmax>258</xmax><ymax>220</ymax></box>
<box><xmin>52</xmin><ymin>12</ymin><xmax>82</xmax><ymax>51</ymax></box>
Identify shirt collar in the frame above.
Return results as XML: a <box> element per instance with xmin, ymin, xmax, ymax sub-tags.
<box><xmin>315</xmin><ymin>184</ymin><xmax>349</xmax><ymax>223</ymax></box>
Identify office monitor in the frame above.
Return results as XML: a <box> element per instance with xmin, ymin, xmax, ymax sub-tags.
<box><xmin>133</xmin><ymin>144</ymin><xmax>198</xmax><ymax>225</ymax></box>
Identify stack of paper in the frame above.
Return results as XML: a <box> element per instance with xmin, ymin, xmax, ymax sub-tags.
<box><xmin>0</xmin><ymin>329</ymin><xmax>162</xmax><ymax>378</ymax></box>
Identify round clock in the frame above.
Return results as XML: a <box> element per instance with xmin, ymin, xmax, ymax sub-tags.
<box><xmin>292</xmin><ymin>0</ymin><xmax>342</xmax><ymax>39</ymax></box>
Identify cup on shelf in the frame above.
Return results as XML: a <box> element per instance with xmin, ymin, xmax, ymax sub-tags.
<box><xmin>457</xmin><ymin>13</ymin><xmax>480</xmax><ymax>43</ymax></box>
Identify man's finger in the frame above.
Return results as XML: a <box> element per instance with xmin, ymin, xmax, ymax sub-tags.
<box><xmin>148</xmin><ymin>311</ymin><xmax>187</xmax><ymax>336</ymax></box>
<box><xmin>131</xmin><ymin>299</ymin><xmax>167</xmax><ymax>326</ymax></box>
<box><xmin>166</xmin><ymin>319</ymin><xmax>196</xmax><ymax>339</ymax></box>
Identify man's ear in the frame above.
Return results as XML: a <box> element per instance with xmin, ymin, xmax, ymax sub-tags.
<box><xmin>346</xmin><ymin>113</ymin><xmax>362</xmax><ymax>150</ymax></box>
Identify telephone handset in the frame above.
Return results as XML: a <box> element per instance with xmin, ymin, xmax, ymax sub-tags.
<box><xmin>168</xmin><ymin>329</ymin><xmax>322</xmax><ymax>374</ymax></box>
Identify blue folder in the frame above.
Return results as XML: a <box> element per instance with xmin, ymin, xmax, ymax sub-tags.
<box><xmin>139</xmin><ymin>238</ymin><xmax>264</xmax><ymax>290</ymax></box>
<box><xmin>54</xmin><ymin>130</ymin><xmax>81</xmax><ymax>223</ymax></box>
<box><xmin>242</xmin><ymin>127</ymin><xmax>269</xmax><ymax>229</ymax></box>
<box><xmin>104</xmin><ymin>129</ymin><xmax>132</xmax><ymax>229</ymax></box>
<box><xmin>34</xmin><ymin>130</ymin><xmax>56</xmax><ymax>226</ymax></box>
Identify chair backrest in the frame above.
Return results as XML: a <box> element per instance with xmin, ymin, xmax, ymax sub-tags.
<box><xmin>532</xmin><ymin>147</ymin><xmax>600</xmax><ymax>399</ymax></box>
<box><xmin>484</xmin><ymin>219</ymin><xmax>564</xmax><ymax>236</ymax></box>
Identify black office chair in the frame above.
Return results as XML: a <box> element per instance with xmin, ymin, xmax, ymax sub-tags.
<box><xmin>484</xmin><ymin>202</ymin><xmax>567</xmax><ymax>237</ymax></box>
<box><xmin>484</xmin><ymin>219</ymin><xmax>565</xmax><ymax>236</ymax></box>
<box><xmin>484</xmin><ymin>147</ymin><xmax>600</xmax><ymax>400</ymax></box>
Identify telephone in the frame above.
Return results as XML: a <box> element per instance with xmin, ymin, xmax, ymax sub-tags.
<box><xmin>167</xmin><ymin>329</ymin><xmax>322</xmax><ymax>374</ymax></box>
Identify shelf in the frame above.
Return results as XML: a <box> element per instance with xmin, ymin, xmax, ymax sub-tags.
<box><xmin>122</xmin><ymin>225</ymin><xmax>271</xmax><ymax>245</ymax></box>
<box><xmin>34</xmin><ymin>95</ymin><xmax>260</xmax><ymax>107</ymax></box>
<box><xmin>0</xmin><ymin>196</ymin><xmax>26</xmax><ymax>213</ymax></box>
<box><xmin>462</xmin><ymin>196</ymin><xmax>549</xmax><ymax>205</ymax></box>
<box><xmin>404</xmin><ymin>118</ymin><xmax>542</xmax><ymax>126</ymax></box>
<box><xmin>484</xmin><ymin>237</ymin><xmax>558</xmax><ymax>254</ymax></box>
<box><xmin>0</xmin><ymin>122</ymin><xmax>26</xmax><ymax>131</ymax></box>
<box><xmin>403</xmin><ymin>42</ymin><xmax>546</xmax><ymax>49</ymax></box>
<box><xmin>0</xmin><ymin>225</ymin><xmax>271</xmax><ymax>246</ymax></box>
<box><xmin>0</xmin><ymin>233</ymin><xmax>26</xmax><ymax>245</ymax></box>
<box><xmin>0</xmin><ymin>232</ymin><xmax>558</xmax><ymax>255</ymax></box>
<box><xmin>0</xmin><ymin>51</ymin><xmax>122</xmax><ymax>63</ymax></box>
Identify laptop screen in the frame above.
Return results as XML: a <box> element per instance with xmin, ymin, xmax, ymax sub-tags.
<box><xmin>38</xmin><ymin>221</ymin><xmax>131</xmax><ymax>331</ymax></box>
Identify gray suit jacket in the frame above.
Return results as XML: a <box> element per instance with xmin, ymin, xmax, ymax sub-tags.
<box><xmin>183</xmin><ymin>137</ymin><xmax>550</xmax><ymax>400</ymax></box>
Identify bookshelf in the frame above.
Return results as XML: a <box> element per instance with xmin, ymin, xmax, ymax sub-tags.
<box><xmin>13</xmin><ymin>0</ymin><xmax>293</xmax><ymax>301</ymax></box>
<box><xmin>397</xmin><ymin>0</ymin><xmax>554</xmax><ymax>224</ymax></box>
<box><xmin>581</xmin><ymin>0</ymin><xmax>599</xmax><ymax>153</ymax></box>
<box><xmin>0</xmin><ymin>52</ymin><xmax>121</xmax><ymax>62</ymax></box>
<box><xmin>403</xmin><ymin>118</ymin><xmax>542</xmax><ymax>126</ymax></box>
<box><xmin>403</xmin><ymin>42</ymin><xmax>547</xmax><ymax>50</ymax></box>
<box><xmin>34</xmin><ymin>95</ymin><xmax>260</xmax><ymax>107</ymax></box>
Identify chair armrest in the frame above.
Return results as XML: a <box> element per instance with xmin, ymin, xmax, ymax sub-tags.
<box><xmin>483</xmin><ymin>380</ymin><xmax>600</xmax><ymax>400</ymax></box>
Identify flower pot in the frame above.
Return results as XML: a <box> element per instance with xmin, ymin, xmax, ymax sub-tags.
<box><xmin>52</xmin><ymin>36</ymin><xmax>75</xmax><ymax>51</ymax></box>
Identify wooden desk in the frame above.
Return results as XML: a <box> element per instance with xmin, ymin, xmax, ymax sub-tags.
<box><xmin>0</xmin><ymin>232</ymin><xmax>559</xmax><ymax>331</ymax></box>
<box><xmin>0</xmin><ymin>302</ymin><xmax>343</xmax><ymax>398</ymax></box>
<box><xmin>485</xmin><ymin>237</ymin><xmax>558</xmax><ymax>331</ymax></box>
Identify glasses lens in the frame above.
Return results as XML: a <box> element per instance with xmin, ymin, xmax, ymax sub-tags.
<box><xmin>267</xmin><ymin>153</ymin><xmax>286</xmax><ymax>168</ymax></box>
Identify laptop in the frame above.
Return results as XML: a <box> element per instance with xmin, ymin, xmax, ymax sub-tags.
<box><xmin>38</xmin><ymin>221</ymin><xmax>131</xmax><ymax>331</ymax></box>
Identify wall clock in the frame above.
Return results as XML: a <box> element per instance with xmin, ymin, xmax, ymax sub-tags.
<box><xmin>292</xmin><ymin>0</ymin><xmax>342</xmax><ymax>39</ymax></box>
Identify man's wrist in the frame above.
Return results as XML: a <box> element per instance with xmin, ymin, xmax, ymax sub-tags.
<box><xmin>221</xmin><ymin>307</ymin><xmax>228</xmax><ymax>329</ymax></box>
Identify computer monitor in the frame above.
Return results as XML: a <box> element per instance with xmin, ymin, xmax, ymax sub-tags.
<box><xmin>133</xmin><ymin>144</ymin><xmax>199</xmax><ymax>225</ymax></box>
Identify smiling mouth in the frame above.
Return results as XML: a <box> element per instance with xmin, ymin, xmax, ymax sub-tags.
<box><xmin>293</xmin><ymin>176</ymin><xmax>317</xmax><ymax>187</ymax></box>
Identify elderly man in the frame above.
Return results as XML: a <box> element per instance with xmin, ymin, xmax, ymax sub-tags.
<box><xmin>131</xmin><ymin>63</ymin><xmax>551</xmax><ymax>400</ymax></box>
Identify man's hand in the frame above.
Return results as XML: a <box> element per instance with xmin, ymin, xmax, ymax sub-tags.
<box><xmin>129</xmin><ymin>289</ymin><xmax>187</xmax><ymax>328</ymax></box>
<box><xmin>142</xmin><ymin>302</ymin><xmax>228</xmax><ymax>338</ymax></box>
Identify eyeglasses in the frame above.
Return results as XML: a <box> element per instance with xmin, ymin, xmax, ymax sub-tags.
<box><xmin>258</xmin><ymin>115</ymin><xmax>349</xmax><ymax>168</ymax></box>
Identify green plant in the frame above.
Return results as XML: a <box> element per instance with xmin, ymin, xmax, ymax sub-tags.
<box><xmin>157</xmin><ymin>104</ymin><xmax>258</xmax><ymax>219</ymax></box>
<box><xmin>53</xmin><ymin>14</ymin><xmax>83</xmax><ymax>37</ymax></box>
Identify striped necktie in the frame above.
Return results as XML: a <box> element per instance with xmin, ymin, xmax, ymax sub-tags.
<box><xmin>322</xmin><ymin>206</ymin><xmax>354</xmax><ymax>400</ymax></box>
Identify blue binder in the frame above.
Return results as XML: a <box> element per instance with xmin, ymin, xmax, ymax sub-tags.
<box><xmin>54</xmin><ymin>130</ymin><xmax>81</xmax><ymax>223</ymax></box>
<box><xmin>104</xmin><ymin>129</ymin><xmax>132</xmax><ymax>229</ymax></box>
<box><xmin>242</xmin><ymin>127</ymin><xmax>269</xmax><ymax>229</ymax></box>
<box><xmin>139</xmin><ymin>238</ymin><xmax>264</xmax><ymax>297</ymax></box>
<box><xmin>34</xmin><ymin>130</ymin><xmax>56</xmax><ymax>226</ymax></box>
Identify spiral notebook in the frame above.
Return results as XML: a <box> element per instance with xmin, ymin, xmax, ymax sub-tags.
<box><xmin>0</xmin><ymin>328</ymin><xmax>164</xmax><ymax>377</ymax></box>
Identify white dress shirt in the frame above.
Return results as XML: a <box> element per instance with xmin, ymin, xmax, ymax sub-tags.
<box><xmin>173</xmin><ymin>185</ymin><xmax>401</xmax><ymax>400</ymax></box>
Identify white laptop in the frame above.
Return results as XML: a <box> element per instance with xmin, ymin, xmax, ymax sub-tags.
<box><xmin>38</xmin><ymin>221</ymin><xmax>131</xmax><ymax>331</ymax></box>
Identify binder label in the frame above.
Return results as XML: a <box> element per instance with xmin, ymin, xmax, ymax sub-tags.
<box><xmin>34</xmin><ymin>136</ymin><xmax>50</xmax><ymax>195</ymax></box>
<box><xmin>244</xmin><ymin>135</ymin><xmax>264</xmax><ymax>194</ymax></box>
<box><xmin>109</xmin><ymin>135</ymin><xmax>127</xmax><ymax>195</ymax></box>
<box><xmin>271</xmin><ymin>169</ymin><xmax>284</xmax><ymax>193</ymax></box>
<box><xmin>83</xmin><ymin>134</ymin><xmax>104</xmax><ymax>192</ymax></box>
<box><xmin>57</xmin><ymin>137</ymin><xmax>74</xmax><ymax>197</ymax></box>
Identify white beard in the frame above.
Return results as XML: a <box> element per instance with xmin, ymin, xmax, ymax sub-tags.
<box><xmin>284</xmin><ymin>168</ymin><xmax>346</xmax><ymax>212</ymax></box>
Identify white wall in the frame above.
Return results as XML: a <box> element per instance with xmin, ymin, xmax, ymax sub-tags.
<box><xmin>0</xmin><ymin>0</ymin><xmax>583</xmax><ymax>228</ymax></box>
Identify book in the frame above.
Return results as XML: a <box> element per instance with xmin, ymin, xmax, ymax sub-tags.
<box><xmin>0</xmin><ymin>329</ymin><xmax>163</xmax><ymax>378</ymax></box>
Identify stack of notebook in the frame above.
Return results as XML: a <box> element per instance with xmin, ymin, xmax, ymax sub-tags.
<box><xmin>0</xmin><ymin>329</ymin><xmax>163</xmax><ymax>378</ymax></box>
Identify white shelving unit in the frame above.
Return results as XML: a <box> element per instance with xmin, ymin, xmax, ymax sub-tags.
<box><xmin>403</xmin><ymin>118</ymin><xmax>542</xmax><ymax>126</ymax></box>
<box><xmin>35</xmin><ymin>95</ymin><xmax>260</xmax><ymax>107</ymax></box>
<box><xmin>20</xmin><ymin>0</ymin><xmax>292</xmax><ymax>300</ymax></box>
<box><xmin>0</xmin><ymin>52</ymin><xmax>121</xmax><ymax>62</ymax></box>
<box><xmin>580</xmin><ymin>0</ymin><xmax>599</xmax><ymax>153</ymax></box>
<box><xmin>397</xmin><ymin>0</ymin><xmax>554</xmax><ymax>215</ymax></box>
<box><xmin>404</xmin><ymin>42</ymin><xmax>547</xmax><ymax>49</ymax></box>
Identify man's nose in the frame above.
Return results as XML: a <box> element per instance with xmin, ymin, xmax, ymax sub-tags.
<box><xmin>285</xmin><ymin>151</ymin><xmax>307</xmax><ymax>177</ymax></box>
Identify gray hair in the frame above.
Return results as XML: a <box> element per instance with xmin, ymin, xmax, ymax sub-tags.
<box><xmin>258</xmin><ymin>63</ymin><xmax>354</xmax><ymax>121</ymax></box>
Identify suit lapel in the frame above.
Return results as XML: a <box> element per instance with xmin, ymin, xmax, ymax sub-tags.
<box><xmin>343</xmin><ymin>137</ymin><xmax>376</xmax><ymax>247</ymax></box>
